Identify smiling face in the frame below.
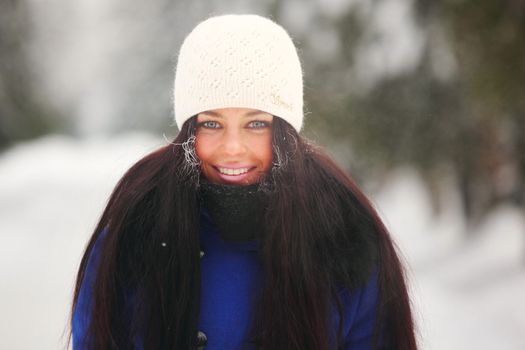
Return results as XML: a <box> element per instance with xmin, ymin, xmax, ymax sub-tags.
<box><xmin>195</xmin><ymin>107</ymin><xmax>274</xmax><ymax>186</ymax></box>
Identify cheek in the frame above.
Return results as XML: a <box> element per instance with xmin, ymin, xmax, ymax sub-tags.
<box><xmin>195</xmin><ymin>135</ymin><xmax>218</xmax><ymax>182</ymax></box>
<box><xmin>254</xmin><ymin>135</ymin><xmax>273</xmax><ymax>170</ymax></box>
<box><xmin>195</xmin><ymin>135</ymin><xmax>213</xmax><ymax>165</ymax></box>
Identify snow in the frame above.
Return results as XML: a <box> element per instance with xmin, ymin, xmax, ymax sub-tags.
<box><xmin>373</xmin><ymin>167</ymin><xmax>525</xmax><ymax>350</ymax></box>
<box><xmin>0</xmin><ymin>134</ymin><xmax>524</xmax><ymax>349</ymax></box>
<box><xmin>0</xmin><ymin>133</ymin><xmax>163</xmax><ymax>349</ymax></box>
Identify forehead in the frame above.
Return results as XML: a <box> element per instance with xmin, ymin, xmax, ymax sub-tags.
<box><xmin>198</xmin><ymin>107</ymin><xmax>273</xmax><ymax>119</ymax></box>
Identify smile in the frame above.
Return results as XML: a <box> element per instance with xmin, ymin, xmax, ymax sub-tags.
<box><xmin>217</xmin><ymin>167</ymin><xmax>251</xmax><ymax>176</ymax></box>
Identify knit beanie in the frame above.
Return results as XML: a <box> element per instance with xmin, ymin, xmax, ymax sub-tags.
<box><xmin>173</xmin><ymin>14</ymin><xmax>304</xmax><ymax>132</ymax></box>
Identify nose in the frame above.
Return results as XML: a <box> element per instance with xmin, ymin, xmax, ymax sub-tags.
<box><xmin>221</xmin><ymin>128</ymin><xmax>246</xmax><ymax>156</ymax></box>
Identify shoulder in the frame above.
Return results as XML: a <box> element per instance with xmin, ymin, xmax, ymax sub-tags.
<box><xmin>83</xmin><ymin>227</ymin><xmax>109</xmax><ymax>278</ymax></box>
<box><xmin>72</xmin><ymin>227</ymin><xmax>109</xmax><ymax>347</ymax></box>
<box><xmin>335</xmin><ymin>270</ymin><xmax>380</xmax><ymax>349</ymax></box>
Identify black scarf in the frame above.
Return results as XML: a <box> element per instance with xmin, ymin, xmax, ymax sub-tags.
<box><xmin>198</xmin><ymin>181</ymin><xmax>269</xmax><ymax>242</ymax></box>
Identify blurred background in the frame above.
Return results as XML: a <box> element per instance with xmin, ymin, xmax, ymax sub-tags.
<box><xmin>0</xmin><ymin>0</ymin><xmax>524</xmax><ymax>348</ymax></box>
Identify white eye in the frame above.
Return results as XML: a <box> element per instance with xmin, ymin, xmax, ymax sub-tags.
<box><xmin>202</xmin><ymin>121</ymin><xmax>220</xmax><ymax>129</ymax></box>
<box><xmin>249</xmin><ymin>120</ymin><xmax>269</xmax><ymax>128</ymax></box>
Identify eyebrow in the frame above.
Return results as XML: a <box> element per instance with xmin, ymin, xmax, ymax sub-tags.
<box><xmin>199</xmin><ymin>110</ymin><xmax>270</xmax><ymax>118</ymax></box>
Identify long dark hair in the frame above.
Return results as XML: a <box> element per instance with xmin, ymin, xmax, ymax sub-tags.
<box><xmin>70</xmin><ymin>116</ymin><xmax>417</xmax><ymax>349</ymax></box>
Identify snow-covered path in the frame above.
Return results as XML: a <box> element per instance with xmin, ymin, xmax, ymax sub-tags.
<box><xmin>1</xmin><ymin>134</ymin><xmax>524</xmax><ymax>349</ymax></box>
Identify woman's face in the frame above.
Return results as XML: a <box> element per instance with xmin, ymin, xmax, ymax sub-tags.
<box><xmin>195</xmin><ymin>107</ymin><xmax>274</xmax><ymax>186</ymax></box>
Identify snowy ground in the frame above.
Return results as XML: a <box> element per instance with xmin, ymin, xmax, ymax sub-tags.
<box><xmin>1</xmin><ymin>133</ymin><xmax>524</xmax><ymax>349</ymax></box>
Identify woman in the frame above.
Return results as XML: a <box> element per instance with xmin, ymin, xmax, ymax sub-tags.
<box><xmin>71</xmin><ymin>14</ymin><xmax>417</xmax><ymax>349</ymax></box>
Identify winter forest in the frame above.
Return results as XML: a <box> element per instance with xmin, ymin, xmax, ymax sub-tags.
<box><xmin>0</xmin><ymin>0</ymin><xmax>524</xmax><ymax>349</ymax></box>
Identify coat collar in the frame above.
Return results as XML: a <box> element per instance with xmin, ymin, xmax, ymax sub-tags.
<box><xmin>197</xmin><ymin>181</ymin><xmax>268</xmax><ymax>244</ymax></box>
<box><xmin>199</xmin><ymin>207</ymin><xmax>261</xmax><ymax>252</ymax></box>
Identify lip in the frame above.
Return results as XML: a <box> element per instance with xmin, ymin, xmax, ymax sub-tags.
<box><xmin>212</xmin><ymin>165</ymin><xmax>256</xmax><ymax>184</ymax></box>
<box><xmin>215</xmin><ymin>164</ymin><xmax>254</xmax><ymax>169</ymax></box>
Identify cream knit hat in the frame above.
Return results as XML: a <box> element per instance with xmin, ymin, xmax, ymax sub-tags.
<box><xmin>173</xmin><ymin>14</ymin><xmax>304</xmax><ymax>131</ymax></box>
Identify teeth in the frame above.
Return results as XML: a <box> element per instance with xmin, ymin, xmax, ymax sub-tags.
<box><xmin>218</xmin><ymin>167</ymin><xmax>250</xmax><ymax>175</ymax></box>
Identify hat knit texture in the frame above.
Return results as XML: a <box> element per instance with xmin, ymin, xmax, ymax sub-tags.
<box><xmin>173</xmin><ymin>14</ymin><xmax>304</xmax><ymax>131</ymax></box>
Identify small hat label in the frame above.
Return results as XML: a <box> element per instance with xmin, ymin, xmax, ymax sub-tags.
<box><xmin>271</xmin><ymin>93</ymin><xmax>293</xmax><ymax>111</ymax></box>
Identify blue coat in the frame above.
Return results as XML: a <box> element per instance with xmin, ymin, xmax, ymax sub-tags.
<box><xmin>73</xmin><ymin>209</ymin><xmax>380</xmax><ymax>349</ymax></box>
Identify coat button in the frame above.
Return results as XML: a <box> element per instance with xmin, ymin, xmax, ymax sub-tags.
<box><xmin>196</xmin><ymin>330</ymin><xmax>207</xmax><ymax>349</ymax></box>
